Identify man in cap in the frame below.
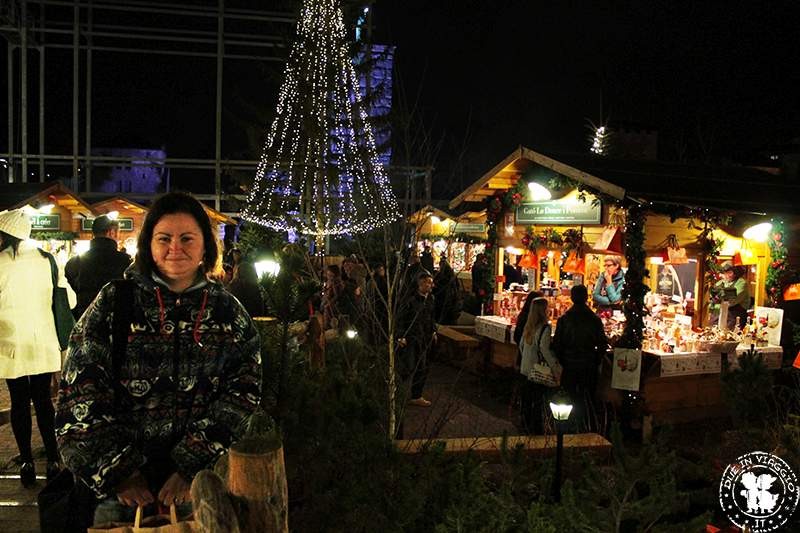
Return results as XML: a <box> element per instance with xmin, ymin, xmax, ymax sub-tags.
<box><xmin>711</xmin><ymin>261</ymin><xmax>750</xmax><ymax>329</ymax></box>
<box><xmin>65</xmin><ymin>215</ymin><xmax>132</xmax><ymax>320</ymax></box>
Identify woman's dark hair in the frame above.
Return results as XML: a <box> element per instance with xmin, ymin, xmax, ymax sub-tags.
<box><xmin>0</xmin><ymin>231</ymin><xmax>23</xmax><ymax>257</ymax></box>
<box><xmin>326</xmin><ymin>264</ymin><xmax>341</xmax><ymax>278</ymax></box>
<box><xmin>135</xmin><ymin>191</ymin><xmax>220</xmax><ymax>277</ymax></box>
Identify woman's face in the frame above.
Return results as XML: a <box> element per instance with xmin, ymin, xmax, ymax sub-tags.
<box><xmin>722</xmin><ymin>270</ymin><xmax>735</xmax><ymax>282</ymax></box>
<box><xmin>604</xmin><ymin>259</ymin><xmax>620</xmax><ymax>275</ymax></box>
<box><xmin>326</xmin><ymin>268</ymin><xmax>337</xmax><ymax>282</ymax></box>
<box><xmin>151</xmin><ymin>213</ymin><xmax>205</xmax><ymax>287</ymax></box>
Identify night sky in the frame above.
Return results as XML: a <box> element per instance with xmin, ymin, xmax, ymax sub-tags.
<box><xmin>3</xmin><ymin>0</ymin><xmax>799</xmax><ymax>198</ymax></box>
<box><xmin>374</xmin><ymin>0</ymin><xmax>800</xmax><ymax>197</ymax></box>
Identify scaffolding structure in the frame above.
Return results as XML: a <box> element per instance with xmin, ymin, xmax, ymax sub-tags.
<box><xmin>1</xmin><ymin>0</ymin><xmax>432</xmax><ymax>215</ymax></box>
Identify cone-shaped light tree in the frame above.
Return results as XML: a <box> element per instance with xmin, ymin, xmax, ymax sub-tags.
<box><xmin>243</xmin><ymin>0</ymin><xmax>400</xmax><ymax>235</ymax></box>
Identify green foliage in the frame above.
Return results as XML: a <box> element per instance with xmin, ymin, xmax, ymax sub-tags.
<box><xmin>619</xmin><ymin>205</ymin><xmax>648</xmax><ymax>349</ymax></box>
<box><xmin>236</xmin><ymin>223</ymin><xmax>289</xmax><ymax>261</ymax></box>
<box><xmin>721</xmin><ymin>346</ymin><xmax>774</xmax><ymax>429</ymax></box>
<box><xmin>766</xmin><ymin>219</ymin><xmax>792</xmax><ymax>306</ymax></box>
<box><xmin>523</xmin><ymin>425</ymin><xmax>711</xmax><ymax>532</ymax></box>
<box><xmin>31</xmin><ymin>231</ymin><xmax>79</xmax><ymax>241</ymax></box>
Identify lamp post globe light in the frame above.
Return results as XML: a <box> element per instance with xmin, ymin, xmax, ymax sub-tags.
<box><xmin>548</xmin><ymin>389</ymin><xmax>573</xmax><ymax>503</ymax></box>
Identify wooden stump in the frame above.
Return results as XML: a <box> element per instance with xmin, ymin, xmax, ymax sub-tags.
<box><xmin>227</xmin><ymin>440</ymin><xmax>288</xmax><ymax>533</ymax></box>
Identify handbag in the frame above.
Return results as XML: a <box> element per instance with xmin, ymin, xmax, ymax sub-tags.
<box><xmin>39</xmin><ymin>249</ymin><xmax>76</xmax><ymax>350</ymax></box>
<box><xmin>527</xmin><ymin>326</ymin><xmax>559</xmax><ymax>387</ymax></box>
<box><xmin>88</xmin><ymin>505</ymin><xmax>196</xmax><ymax>533</ymax></box>
<box><xmin>38</xmin><ymin>280</ymin><xmax>136</xmax><ymax>532</ymax></box>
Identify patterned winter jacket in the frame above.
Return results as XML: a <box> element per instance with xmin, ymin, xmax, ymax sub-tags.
<box><xmin>55</xmin><ymin>269</ymin><xmax>262</xmax><ymax>498</ymax></box>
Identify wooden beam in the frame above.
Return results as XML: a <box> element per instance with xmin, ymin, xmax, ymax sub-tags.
<box><xmin>520</xmin><ymin>147</ymin><xmax>625</xmax><ymax>200</ymax></box>
<box><xmin>449</xmin><ymin>147</ymin><xmax>524</xmax><ymax>210</ymax></box>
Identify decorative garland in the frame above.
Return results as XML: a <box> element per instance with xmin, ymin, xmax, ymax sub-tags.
<box><xmin>698</xmin><ymin>222</ymin><xmax>724</xmax><ymax>305</ymax></box>
<box><xmin>617</xmin><ymin>204</ymin><xmax>647</xmax><ymax>349</ymax></box>
<box><xmin>417</xmin><ymin>233</ymin><xmax>488</xmax><ymax>245</ymax></box>
<box><xmin>521</xmin><ymin>227</ymin><xmax>562</xmax><ymax>253</ymax></box>
<box><xmin>31</xmin><ymin>231</ymin><xmax>79</xmax><ymax>241</ymax></box>
<box><xmin>767</xmin><ymin>220</ymin><xmax>788</xmax><ymax>306</ymax></box>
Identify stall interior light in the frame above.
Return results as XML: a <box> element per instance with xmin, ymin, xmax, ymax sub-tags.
<box><xmin>430</xmin><ymin>215</ymin><xmax>441</xmax><ymax>224</ymax></box>
<box><xmin>106</xmin><ymin>210</ymin><xmax>120</xmax><ymax>221</ymax></box>
<box><xmin>742</xmin><ymin>222</ymin><xmax>772</xmax><ymax>242</ymax></box>
<box><xmin>527</xmin><ymin>182</ymin><xmax>552</xmax><ymax>201</ymax></box>
<box><xmin>38</xmin><ymin>204</ymin><xmax>54</xmax><ymax>214</ymax></box>
<box><xmin>505</xmin><ymin>246</ymin><xmax>524</xmax><ymax>256</ymax></box>
<box><xmin>254</xmin><ymin>259</ymin><xmax>281</xmax><ymax>278</ymax></box>
<box><xmin>649</xmin><ymin>256</ymin><xmax>664</xmax><ymax>265</ymax></box>
<box><xmin>74</xmin><ymin>240</ymin><xmax>91</xmax><ymax>255</ymax></box>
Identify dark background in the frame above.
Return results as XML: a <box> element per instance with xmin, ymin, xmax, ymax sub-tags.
<box><xmin>3</xmin><ymin>0</ymin><xmax>799</xmax><ymax>198</ymax></box>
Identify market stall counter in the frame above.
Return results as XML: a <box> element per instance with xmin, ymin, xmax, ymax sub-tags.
<box><xmin>601</xmin><ymin>344</ymin><xmax>783</xmax><ymax>430</ymax></box>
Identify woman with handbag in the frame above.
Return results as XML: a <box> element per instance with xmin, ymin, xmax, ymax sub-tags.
<box><xmin>517</xmin><ymin>296</ymin><xmax>562</xmax><ymax>434</ymax></box>
<box><xmin>0</xmin><ymin>208</ymin><xmax>74</xmax><ymax>487</ymax></box>
<box><xmin>55</xmin><ymin>192</ymin><xmax>262</xmax><ymax>526</ymax></box>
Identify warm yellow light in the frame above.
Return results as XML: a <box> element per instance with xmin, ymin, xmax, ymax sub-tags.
<box><xmin>649</xmin><ymin>256</ymin><xmax>664</xmax><ymax>265</ymax></box>
<box><xmin>74</xmin><ymin>240</ymin><xmax>91</xmax><ymax>255</ymax></box>
<box><xmin>742</xmin><ymin>222</ymin><xmax>772</xmax><ymax>243</ymax></box>
<box><xmin>527</xmin><ymin>182</ymin><xmax>552</xmax><ymax>201</ymax></box>
<box><xmin>505</xmin><ymin>246</ymin><xmax>524</xmax><ymax>256</ymax></box>
<box><xmin>38</xmin><ymin>204</ymin><xmax>54</xmax><ymax>214</ymax></box>
<box><xmin>255</xmin><ymin>259</ymin><xmax>281</xmax><ymax>277</ymax></box>
<box><xmin>430</xmin><ymin>215</ymin><xmax>441</xmax><ymax>224</ymax></box>
<box><xmin>106</xmin><ymin>210</ymin><xmax>120</xmax><ymax>221</ymax></box>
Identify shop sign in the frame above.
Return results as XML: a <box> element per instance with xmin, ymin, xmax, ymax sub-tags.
<box><xmin>29</xmin><ymin>214</ymin><xmax>61</xmax><ymax>230</ymax></box>
<box><xmin>453</xmin><ymin>222</ymin><xmax>486</xmax><ymax>234</ymax></box>
<box><xmin>516</xmin><ymin>198</ymin><xmax>601</xmax><ymax>224</ymax></box>
<box><xmin>81</xmin><ymin>217</ymin><xmax>134</xmax><ymax>232</ymax></box>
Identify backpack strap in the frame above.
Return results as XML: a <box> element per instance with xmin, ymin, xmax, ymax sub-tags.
<box><xmin>110</xmin><ymin>280</ymin><xmax>135</xmax><ymax>408</ymax></box>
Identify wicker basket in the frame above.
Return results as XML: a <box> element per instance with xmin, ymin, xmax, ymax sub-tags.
<box><xmin>719</xmin><ymin>340</ymin><xmax>740</xmax><ymax>354</ymax></box>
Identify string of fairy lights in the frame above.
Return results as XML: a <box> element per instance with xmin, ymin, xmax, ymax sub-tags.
<box><xmin>242</xmin><ymin>0</ymin><xmax>400</xmax><ymax>236</ymax></box>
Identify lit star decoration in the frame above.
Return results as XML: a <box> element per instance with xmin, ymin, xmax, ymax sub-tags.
<box><xmin>590</xmin><ymin>125</ymin><xmax>609</xmax><ymax>155</ymax></box>
<box><xmin>242</xmin><ymin>0</ymin><xmax>400</xmax><ymax>235</ymax></box>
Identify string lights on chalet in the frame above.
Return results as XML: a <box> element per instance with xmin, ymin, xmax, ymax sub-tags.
<box><xmin>242</xmin><ymin>0</ymin><xmax>400</xmax><ymax>235</ymax></box>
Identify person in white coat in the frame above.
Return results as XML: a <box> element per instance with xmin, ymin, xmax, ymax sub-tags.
<box><xmin>0</xmin><ymin>208</ymin><xmax>72</xmax><ymax>487</ymax></box>
<box><xmin>517</xmin><ymin>296</ymin><xmax>562</xmax><ymax>434</ymax></box>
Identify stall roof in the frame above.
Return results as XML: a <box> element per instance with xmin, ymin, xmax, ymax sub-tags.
<box><xmin>448</xmin><ymin>146</ymin><xmax>800</xmax><ymax>216</ymax></box>
<box><xmin>91</xmin><ymin>196</ymin><xmax>149</xmax><ymax>215</ymax></box>
<box><xmin>0</xmin><ymin>180</ymin><xmax>94</xmax><ymax>215</ymax></box>
<box><xmin>448</xmin><ymin>146</ymin><xmax>626</xmax><ymax>210</ymax></box>
<box><xmin>528</xmin><ymin>151</ymin><xmax>800</xmax><ymax>215</ymax></box>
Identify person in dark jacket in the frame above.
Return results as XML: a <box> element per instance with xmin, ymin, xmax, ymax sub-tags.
<box><xmin>65</xmin><ymin>215</ymin><xmax>132</xmax><ymax>320</ymax></box>
<box><xmin>228</xmin><ymin>261</ymin><xmax>266</xmax><ymax>317</ymax></box>
<box><xmin>433</xmin><ymin>257</ymin><xmax>461</xmax><ymax>324</ymax></box>
<box><xmin>56</xmin><ymin>192</ymin><xmax>261</xmax><ymax>525</ymax></box>
<box><xmin>397</xmin><ymin>271</ymin><xmax>437</xmax><ymax>407</ymax></box>
<box><xmin>420</xmin><ymin>245</ymin><xmax>435</xmax><ymax>274</ymax></box>
<box><xmin>551</xmin><ymin>284</ymin><xmax>607</xmax><ymax>432</ymax></box>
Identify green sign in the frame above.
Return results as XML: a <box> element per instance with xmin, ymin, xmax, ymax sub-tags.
<box><xmin>453</xmin><ymin>223</ymin><xmax>486</xmax><ymax>234</ymax></box>
<box><xmin>30</xmin><ymin>214</ymin><xmax>61</xmax><ymax>231</ymax></box>
<box><xmin>81</xmin><ymin>217</ymin><xmax>134</xmax><ymax>232</ymax></box>
<box><xmin>516</xmin><ymin>199</ymin><xmax>601</xmax><ymax>225</ymax></box>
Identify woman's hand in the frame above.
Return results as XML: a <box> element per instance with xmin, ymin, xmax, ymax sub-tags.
<box><xmin>158</xmin><ymin>472</ymin><xmax>192</xmax><ymax>507</ymax></box>
<box><xmin>116</xmin><ymin>470</ymin><xmax>154</xmax><ymax>507</ymax></box>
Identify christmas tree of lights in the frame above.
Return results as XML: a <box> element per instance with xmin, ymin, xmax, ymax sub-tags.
<box><xmin>242</xmin><ymin>0</ymin><xmax>400</xmax><ymax>235</ymax></box>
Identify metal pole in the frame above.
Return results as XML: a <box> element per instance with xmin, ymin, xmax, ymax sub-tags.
<box><xmin>39</xmin><ymin>3</ymin><xmax>46</xmax><ymax>181</ymax></box>
<box><xmin>553</xmin><ymin>424</ymin><xmax>563</xmax><ymax>503</ymax></box>
<box><xmin>214</xmin><ymin>0</ymin><xmax>224</xmax><ymax>211</ymax></box>
<box><xmin>21</xmin><ymin>0</ymin><xmax>29</xmax><ymax>182</ymax></box>
<box><xmin>72</xmin><ymin>2</ymin><xmax>80</xmax><ymax>183</ymax></box>
<box><xmin>7</xmin><ymin>45</ymin><xmax>14</xmax><ymax>183</ymax></box>
<box><xmin>39</xmin><ymin>46</ymin><xmax>45</xmax><ymax>181</ymax></box>
<box><xmin>85</xmin><ymin>0</ymin><xmax>93</xmax><ymax>190</ymax></box>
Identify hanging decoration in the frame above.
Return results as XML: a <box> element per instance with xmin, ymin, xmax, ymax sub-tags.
<box><xmin>242</xmin><ymin>0</ymin><xmax>400</xmax><ymax>235</ymax></box>
<box><xmin>700</xmin><ymin>226</ymin><xmax>724</xmax><ymax>308</ymax></box>
<box><xmin>733</xmin><ymin>239</ymin><xmax>758</xmax><ymax>266</ymax></box>
<box><xmin>617</xmin><ymin>205</ymin><xmax>647</xmax><ymax>349</ymax></box>
<box><xmin>662</xmin><ymin>234</ymin><xmax>689</xmax><ymax>264</ymax></box>
<box><xmin>522</xmin><ymin>227</ymin><xmax>562</xmax><ymax>257</ymax></box>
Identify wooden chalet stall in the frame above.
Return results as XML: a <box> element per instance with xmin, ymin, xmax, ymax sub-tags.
<box><xmin>0</xmin><ymin>181</ymin><xmax>95</xmax><ymax>265</ymax></box>
<box><xmin>408</xmin><ymin>204</ymin><xmax>488</xmax><ymax>287</ymax></box>
<box><xmin>449</xmin><ymin>146</ymin><xmax>799</xmax><ymax>428</ymax></box>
